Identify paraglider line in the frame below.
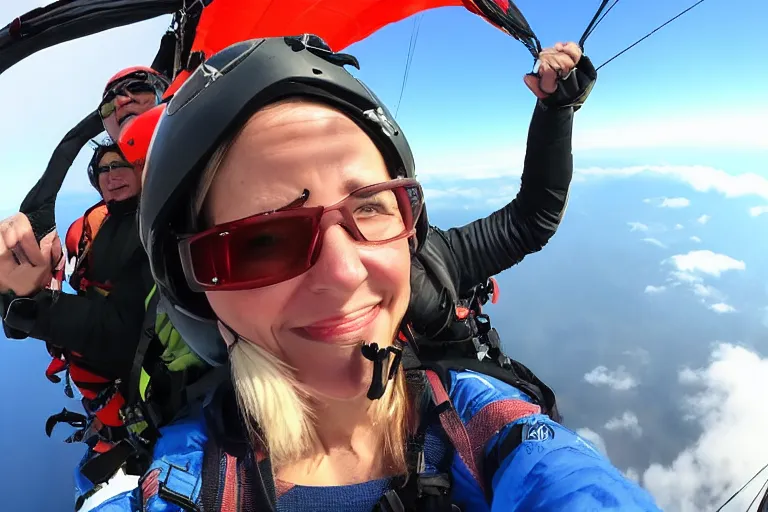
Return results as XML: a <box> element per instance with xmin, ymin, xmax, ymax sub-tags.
<box><xmin>395</xmin><ymin>13</ymin><xmax>423</xmax><ymax>118</ymax></box>
<box><xmin>595</xmin><ymin>0</ymin><xmax>706</xmax><ymax>71</ymax></box>
<box><xmin>580</xmin><ymin>0</ymin><xmax>621</xmax><ymax>47</ymax></box>
<box><xmin>714</xmin><ymin>460</ymin><xmax>768</xmax><ymax>511</ymax></box>
<box><xmin>746</xmin><ymin>478</ymin><xmax>768</xmax><ymax>512</ymax></box>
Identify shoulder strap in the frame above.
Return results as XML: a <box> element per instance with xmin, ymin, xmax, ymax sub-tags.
<box><xmin>125</xmin><ymin>286</ymin><xmax>162</xmax><ymax>406</ymax></box>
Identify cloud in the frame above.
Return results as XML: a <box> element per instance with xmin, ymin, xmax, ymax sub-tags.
<box><xmin>691</xmin><ymin>284</ymin><xmax>723</xmax><ymax>300</ymax></box>
<box><xmin>749</xmin><ymin>205</ymin><xmax>768</xmax><ymax>217</ymax></box>
<box><xmin>659</xmin><ymin>197</ymin><xmax>690</xmax><ymax>208</ymax></box>
<box><xmin>709</xmin><ymin>303</ymin><xmax>736</xmax><ymax>314</ymax></box>
<box><xmin>623</xmin><ymin>348</ymin><xmax>651</xmax><ymax>365</ymax></box>
<box><xmin>625</xmin><ymin>468</ymin><xmax>641</xmax><ymax>483</ymax></box>
<box><xmin>575</xmin><ymin>428</ymin><xmax>608</xmax><ymax>457</ymax></box>
<box><xmin>584</xmin><ymin>365</ymin><xmax>638</xmax><ymax>391</ymax></box>
<box><xmin>642</xmin><ymin>344</ymin><xmax>768</xmax><ymax>512</ymax></box>
<box><xmin>689</xmin><ymin>236</ymin><xmax>702</xmax><ymax>243</ymax></box>
<box><xmin>644</xmin><ymin>285</ymin><xmax>666</xmax><ymax>294</ymax></box>
<box><xmin>668</xmin><ymin>250</ymin><xmax>745</xmax><ymax>277</ymax></box>
<box><xmin>628</xmin><ymin>222</ymin><xmax>649</xmax><ymax>232</ymax></box>
<box><xmin>697</xmin><ymin>214</ymin><xmax>711</xmax><ymax>224</ymax></box>
<box><xmin>575</xmin><ymin>164</ymin><xmax>768</xmax><ymax>203</ymax></box>
<box><xmin>675</xmin><ymin>224</ymin><xmax>684</xmax><ymax>230</ymax></box>
<box><xmin>668</xmin><ymin>271</ymin><xmax>703</xmax><ymax>285</ymax></box>
<box><xmin>604</xmin><ymin>411</ymin><xmax>643</xmax><ymax>437</ymax></box>
<box><xmin>642</xmin><ymin>238</ymin><xmax>666</xmax><ymax>248</ymax></box>
<box><xmin>572</xmin><ymin>112</ymin><xmax>768</xmax><ymax>150</ymax></box>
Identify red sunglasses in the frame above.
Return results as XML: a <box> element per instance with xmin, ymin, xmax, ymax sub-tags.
<box><xmin>178</xmin><ymin>178</ymin><xmax>424</xmax><ymax>292</ymax></box>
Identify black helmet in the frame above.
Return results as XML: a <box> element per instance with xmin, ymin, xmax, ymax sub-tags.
<box><xmin>139</xmin><ymin>35</ymin><xmax>428</xmax><ymax>356</ymax></box>
<box><xmin>86</xmin><ymin>138</ymin><xmax>121</xmax><ymax>192</ymax></box>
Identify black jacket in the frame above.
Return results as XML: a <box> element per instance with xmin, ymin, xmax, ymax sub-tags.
<box><xmin>3</xmin><ymin>198</ymin><xmax>154</xmax><ymax>379</ymax></box>
<box><xmin>408</xmin><ymin>102</ymin><xmax>573</xmax><ymax>339</ymax></box>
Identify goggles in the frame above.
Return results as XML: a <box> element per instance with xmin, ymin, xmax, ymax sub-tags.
<box><xmin>178</xmin><ymin>178</ymin><xmax>424</xmax><ymax>292</ymax></box>
<box><xmin>98</xmin><ymin>71</ymin><xmax>165</xmax><ymax>120</ymax></box>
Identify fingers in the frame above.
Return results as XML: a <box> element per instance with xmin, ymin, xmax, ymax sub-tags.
<box><xmin>525</xmin><ymin>41</ymin><xmax>583</xmax><ymax>99</ymax></box>
<box><xmin>40</xmin><ymin>229</ymin><xmax>63</xmax><ymax>268</ymax></box>
<box><xmin>0</xmin><ymin>213</ymin><xmax>57</xmax><ymax>295</ymax></box>
<box><xmin>523</xmin><ymin>73</ymin><xmax>549</xmax><ymax>99</ymax></box>
<box><xmin>0</xmin><ymin>213</ymin><xmax>46</xmax><ymax>268</ymax></box>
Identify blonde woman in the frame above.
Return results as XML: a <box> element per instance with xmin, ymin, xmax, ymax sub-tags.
<box><xmin>94</xmin><ymin>35</ymin><xmax>660</xmax><ymax>511</ymax></box>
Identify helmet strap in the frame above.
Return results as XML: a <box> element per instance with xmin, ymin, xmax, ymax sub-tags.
<box><xmin>360</xmin><ymin>341</ymin><xmax>403</xmax><ymax>400</ymax></box>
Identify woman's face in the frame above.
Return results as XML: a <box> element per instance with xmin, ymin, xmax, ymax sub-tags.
<box><xmin>203</xmin><ymin>101</ymin><xmax>412</xmax><ymax>400</ymax></box>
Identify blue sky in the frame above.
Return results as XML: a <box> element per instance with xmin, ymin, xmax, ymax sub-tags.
<box><xmin>1</xmin><ymin>0</ymin><xmax>767</xmax><ymax>510</ymax></box>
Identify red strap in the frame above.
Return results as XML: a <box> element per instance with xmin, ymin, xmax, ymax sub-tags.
<box><xmin>221</xmin><ymin>453</ymin><xmax>240</xmax><ymax>511</ymax></box>
<box><xmin>141</xmin><ymin>468</ymin><xmax>162</xmax><ymax>508</ymax></box>
<box><xmin>425</xmin><ymin>370</ymin><xmax>484</xmax><ymax>489</ymax></box>
<box><xmin>424</xmin><ymin>369</ymin><xmax>542</xmax><ymax>491</ymax></box>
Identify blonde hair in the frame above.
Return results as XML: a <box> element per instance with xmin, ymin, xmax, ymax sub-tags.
<box><xmin>193</xmin><ymin>99</ymin><xmax>410</xmax><ymax>471</ymax></box>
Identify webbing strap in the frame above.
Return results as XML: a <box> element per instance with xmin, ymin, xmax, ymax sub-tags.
<box><xmin>424</xmin><ymin>370</ymin><xmax>484</xmax><ymax>490</ymax></box>
<box><xmin>126</xmin><ymin>288</ymin><xmax>161</xmax><ymax>405</ymax></box>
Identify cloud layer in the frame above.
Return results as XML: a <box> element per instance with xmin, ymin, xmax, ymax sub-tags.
<box><xmin>584</xmin><ymin>365</ymin><xmax>638</xmax><ymax>391</ymax></box>
<box><xmin>642</xmin><ymin>344</ymin><xmax>768</xmax><ymax>512</ymax></box>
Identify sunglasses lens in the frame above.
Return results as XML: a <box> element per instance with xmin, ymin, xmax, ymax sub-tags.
<box><xmin>186</xmin><ymin>214</ymin><xmax>318</xmax><ymax>290</ymax></box>
<box><xmin>181</xmin><ymin>180</ymin><xmax>423</xmax><ymax>291</ymax></box>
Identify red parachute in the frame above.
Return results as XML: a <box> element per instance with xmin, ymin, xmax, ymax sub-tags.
<box><xmin>162</xmin><ymin>0</ymin><xmax>541</xmax><ymax>96</ymax></box>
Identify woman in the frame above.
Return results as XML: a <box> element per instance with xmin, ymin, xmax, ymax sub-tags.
<box><xmin>95</xmin><ymin>35</ymin><xmax>660</xmax><ymax>511</ymax></box>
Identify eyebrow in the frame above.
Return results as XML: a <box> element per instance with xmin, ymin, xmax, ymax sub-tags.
<box><xmin>341</xmin><ymin>178</ymin><xmax>369</xmax><ymax>195</ymax></box>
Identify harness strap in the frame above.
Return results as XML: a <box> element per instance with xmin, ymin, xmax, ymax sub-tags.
<box><xmin>80</xmin><ymin>439</ymin><xmax>138</xmax><ymax>486</ymax></box>
<box><xmin>45</xmin><ymin>408</ymin><xmax>87</xmax><ymax>437</ymax></box>
<box><xmin>126</xmin><ymin>288</ymin><xmax>161</xmax><ymax>406</ymax></box>
<box><xmin>424</xmin><ymin>370</ymin><xmax>484</xmax><ymax>491</ymax></box>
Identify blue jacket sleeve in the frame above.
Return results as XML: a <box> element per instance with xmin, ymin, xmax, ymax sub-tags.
<box><xmin>446</xmin><ymin>370</ymin><xmax>661</xmax><ymax>511</ymax></box>
<box><xmin>488</xmin><ymin>418</ymin><xmax>661</xmax><ymax>511</ymax></box>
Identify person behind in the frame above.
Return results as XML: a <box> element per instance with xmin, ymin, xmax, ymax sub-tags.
<box><xmin>0</xmin><ymin>141</ymin><xmax>205</xmax><ymax>511</ymax></box>
<box><xmin>90</xmin><ymin>35</ymin><xmax>661</xmax><ymax>511</ymax></box>
<box><xmin>98</xmin><ymin>66</ymin><xmax>169</xmax><ymax>141</ymax></box>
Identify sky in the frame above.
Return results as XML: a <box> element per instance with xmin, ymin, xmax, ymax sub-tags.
<box><xmin>1</xmin><ymin>0</ymin><xmax>767</xmax><ymax>510</ymax></box>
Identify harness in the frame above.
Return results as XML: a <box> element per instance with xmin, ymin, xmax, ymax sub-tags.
<box><xmin>136</xmin><ymin>354</ymin><xmax>542</xmax><ymax>512</ymax></box>
<box><xmin>44</xmin><ymin>203</ymin><xmax>212</xmax><ymax>498</ymax></box>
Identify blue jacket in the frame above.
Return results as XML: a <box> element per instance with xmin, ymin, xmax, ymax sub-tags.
<box><xmin>87</xmin><ymin>369</ymin><xmax>661</xmax><ymax>511</ymax></box>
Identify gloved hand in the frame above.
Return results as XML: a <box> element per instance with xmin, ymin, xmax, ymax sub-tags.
<box><xmin>524</xmin><ymin>41</ymin><xmax>597</xmax><ymax>111</ymax></box>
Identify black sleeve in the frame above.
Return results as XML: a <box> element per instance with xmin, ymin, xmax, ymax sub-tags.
<box><xmin>433</xmin><ymin>102</ymin><xmax>574</xmax><ymax>295</ymax></box>
<box><xmin>22</xmin><ymin>254</ymin><xmax>154</xmax><ymax>375</ymax></box>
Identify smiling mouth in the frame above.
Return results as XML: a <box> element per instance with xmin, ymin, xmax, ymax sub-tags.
<box><xmin>292</xmin><ymin>305</ymin><xmax>381</xmax><ymax>344</ymax></box>
<box><xmin>117</xmin><ymin>113</ymin><xmax>137</xmax><ymax>126</ymax></box>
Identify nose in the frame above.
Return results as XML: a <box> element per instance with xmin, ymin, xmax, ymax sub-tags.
<box><xmin>114</xmin><ymin>94</ymin><xmax>134</xmax><ymax>108</ymax></box>
<box><xmin>305</xmin><ymin>224</ymin><xmax>368</xmax><ymax>296</ymax></box>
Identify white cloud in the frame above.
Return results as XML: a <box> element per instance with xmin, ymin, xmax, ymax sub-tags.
<box><xmin>642</xmin><ymin>344</ymin><xmax>768</xmax><ymax>512</ymax></box>
<box><xmin>623</xmin><ymin>348</ymin><xmax>651</xmax><ymax>365</ymax></box>
<box><xmin>628</xmin><ymin>222</ymin><xmax>649</xmax><ymax>232</ymax></box>
<box><xmin>644</xmin><ymin>285</ymin><xmax>666</xmax><ymax>294</ymax></box>
<box><xmin>675</xmin><ymin>224</ymin><xmax>684</xmax><ymax>230</ymax></box>
<box><xmin>642</xmin><ymin>238</ymin><xmax>666</xmax><ymax>248</ymax></box>
<box><xmin>584</xmin><ymin>365</ymin><xmax>638</xmax><ymax>391</ymax></box>
<box><xmin>668</xmin><ymin>250</ymin><xmax>745</xmax><ymax>277</ymax></box>
<box><xmin>689</xmin><ymin>236</ymin><xmax>702</xmax><ymax>243</ymax></box>
<box><xmin>660</xmin><ymin>197</ymin><xmax>690</xmax><ymax>208</ymax></box>
<box><xmin>749</xmin><ymin>205</ymin><xmax>768</xmax><ymax>217</ymax></box>
<box><xmin>575</xmin><ymin>165</ymin><xmax>768</xmax><ymax>203</ymax></box>
<box><xmin>691</xmin><ymin>284</ymin><xmax>722</xmax><ymax>299</ymax></box>
<box><xmin>668</xmin><ymin>271</ymin><xmax>703</xmax><ymax>285</ymax></box>
<box><xmin>697</xmin><ymin>214</ymin><xmax>711</xmax><ymax>224</ymax></box>
<box><xmin>625</xmin><ymin>468</ymin><xmax>641</xmax><ymax>483</ymax></box>
<box><xmin>575</xmin><ymin>428</ymin><xmax>608</xmax><ymax>457</ymax></box>
<box><xmin>572</xmin><ymin>111</ymin><xmax>768</xmax><ymax>150</ymax></box>
<box><xmin>604</xmin><ymin>411</ymin><xmax>643</xmax><ymax>437</ymax></box>
<box><xmin>709</xmin><ymin>302</ymin><xmax>736</xmax><ymax>314</ymax></box>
